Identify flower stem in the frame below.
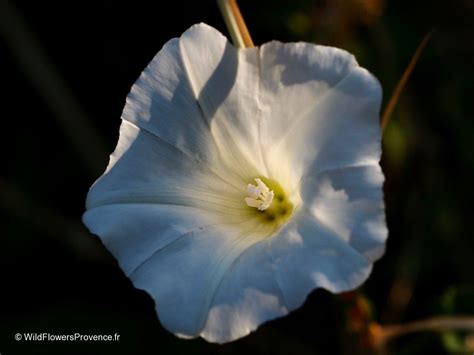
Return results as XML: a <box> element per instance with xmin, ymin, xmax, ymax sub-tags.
<box><xmin>381</xmin><ymin>31</ymin><xmax>432</xmax><ymax>133</ymax></box>
<box><xmin>218</xmin><ymin>0</ymin><xmax>254</xmax><ymax>48</ymax></box>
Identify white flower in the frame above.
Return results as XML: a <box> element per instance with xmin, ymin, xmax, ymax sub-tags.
<box><xmin>83</xmin><ymin>23</ymin><xmax>387</xmax><ymax>343</ymax></box>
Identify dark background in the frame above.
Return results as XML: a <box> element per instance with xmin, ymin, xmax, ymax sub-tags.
<box><xmin>1</xmin><ymin>0</ymin><xmax>473</xmax><ymax>354</ymax></box>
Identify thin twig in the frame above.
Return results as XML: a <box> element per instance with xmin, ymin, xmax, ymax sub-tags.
<box><xmin>378</xmin><ymin>316</ymin><xmax>474</xmax><ymax>343</ymax></box>
<box><xmin>218</xmin><ymin>0</ymin><xmax>254</xmax><ymax>48</ymax></box>
<box><xmin>381</xmin><ymin>31</ymin><xmax>432</xmax><ymax>132</ymax></box>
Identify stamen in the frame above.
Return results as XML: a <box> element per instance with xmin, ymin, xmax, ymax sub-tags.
<box><xmin>245</xmin><ymin>178</ymin><xmax>274</xmax><ymax>211</ymax></box>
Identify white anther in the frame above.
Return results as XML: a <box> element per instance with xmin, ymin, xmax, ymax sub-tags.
<box><xmin>245</xmin><ymin>178</ymin><xmax>274</xmax><ymax>211</ymax></box>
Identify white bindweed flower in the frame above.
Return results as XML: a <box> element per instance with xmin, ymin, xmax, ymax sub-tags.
<box><xmin>83</xmin><ymin>23</ymin><xmax>387</xmax><ymax>343</ymax></box>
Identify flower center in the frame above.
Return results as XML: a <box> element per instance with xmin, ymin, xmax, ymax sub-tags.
<box><xmin>244</xmin><ymin>176</ymin><xmax>294</xmax><ymax>226</ymax></box>
<box><xmin>245</xmin><ymin>178</ymin><xmax>274</xmax><ymax>211</ymax></box>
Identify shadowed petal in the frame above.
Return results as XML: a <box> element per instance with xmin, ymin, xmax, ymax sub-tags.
<box><xmin>128</xmin><ymin>221</ymin><xmax>267</xmax><ymax>339</ymax></box>
<box><xmin>259</xmin><ymin>41</ymin><xmax>357</xmax><ymax>143</ymax></box>
<box><xmin>200</xmin><ymin>209</ymin><xmax>374</xmax><ymax>343</ymax></box>
<box><xmin>201</xmin><ymin>240</ymin><xmax>288</xmax><ymax>343</ymax></box>
<box><xmin>123</xmin><ymin>23</ymin><xmax>265</xmax><ymax>185</ymax></box>
<box><xmin>83</xmin><ymin>204</ymin><xmax>218</xmax><ymax>276</ymax></box>
<box><xmin>268</xmin><ymin>212</ymin><xmax>372</xmax><ymax>310</ymax></box>
<box><xmin>122</xmin><ymin>37</ymin><xmax>214</xmax><ymax>167</ymax></box>
<box><xmin>302</xmin><ymin>164</ymin><xmax>387</xmax><ymax>261</ymax></box>
<box><xmin>259</xmin><ymin>42</ymin><xmax>382</xmax><ymax>188</ymax></box>
<box><xmin>180</xmin><ymin>24</ymin><xmax>267</xmax><ymax>177</ymax></box>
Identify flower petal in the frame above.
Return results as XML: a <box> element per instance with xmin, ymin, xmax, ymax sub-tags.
<box><xmin>84</xmin><ymin>204</ymin><xmax>261</xmax><ymax>338</ymax></box>
<box><xmin>122</xmin><ymin>37</ymin><xmax>213</xmax><ymax>167</ymax></box>
<box><xmin>200</xmin><ymin>208</ymin><xmax>374</xmax><ymax>342</ymax></box>
<box><xmin>268</xmin><ymin>212</ymin><xmax>373</xmax><ymax>310</ymax></box>
<box><xmin>301</xmin><ymin>164</ymin><xmax>387</xmax><ymax>261</ymax></box>
<box><xmin>259</xmin><ymin>42</ymin><xmax>382</xmax><ymax>187</ymax></box>
<box><xmin>86</xmin><ymin>121</ymin><xmax>251</xmax><ymax>220</ymax></box>
<box><xmin>123</xmin><ymin>23</ymin><xmax>266</xmax><ymax>184</ymax></box>
<box><xmin>201</xmin><ymin>241</ymin><xmax>288</xmax><ymax>343</ymax></box>
<box><xmin>83</xmin><ymin>204</ymin><xmax>217</xmax><ymax>276</ymax></box>
<box><xmin>259</xmin><ymin>41</ymin><xmax>357</xmax><ymax>140</ymax></box>
<box><xmin>179</xmin><ymin>24</ymin><xmax>266</xmax><ymax>175</ymax></box>
<box><xmin>127</xmin><ymin>221</ymin><xmax>267</xmax><ymax>339</ymax></box>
